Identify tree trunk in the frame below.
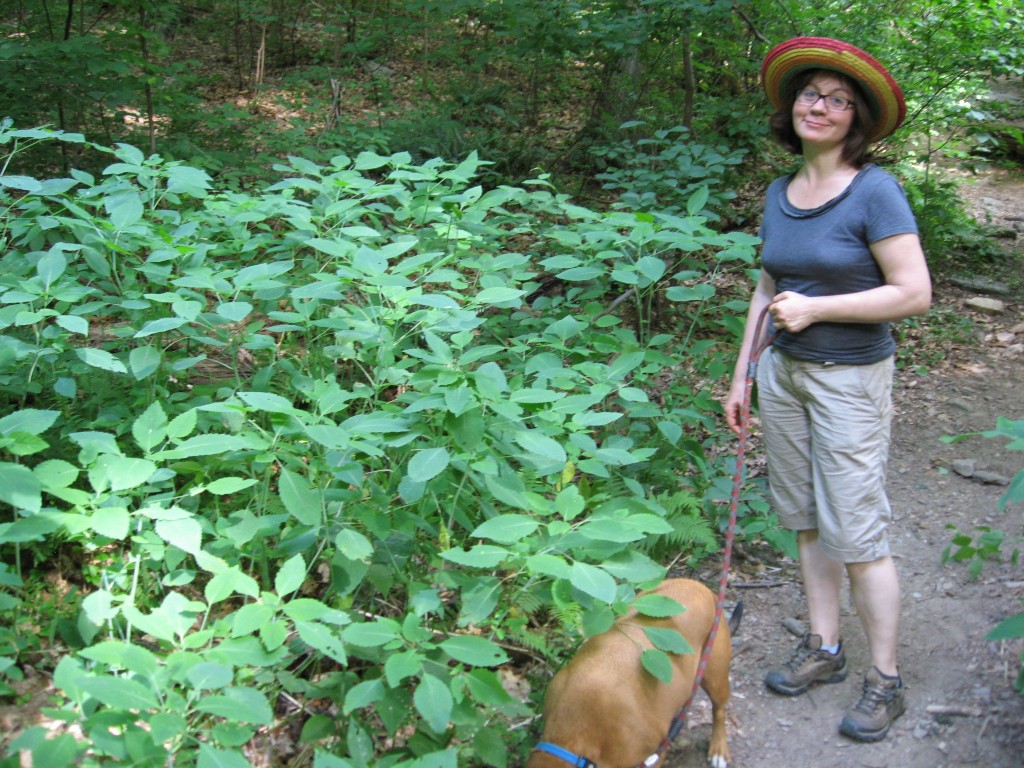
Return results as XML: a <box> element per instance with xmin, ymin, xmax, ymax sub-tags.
<box><xmin>137</xmin><ymin>1</ymin><xmax>157</xmax><ymax>155</ymax></box>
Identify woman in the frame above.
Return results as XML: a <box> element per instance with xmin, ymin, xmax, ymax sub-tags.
<box><xmin>723</xmin><ymin>37</ymin><xmax>932</xmax><ymax>742</ymax></box>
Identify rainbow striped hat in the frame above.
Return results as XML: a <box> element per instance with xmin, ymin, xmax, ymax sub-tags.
<box><xmin>761</xmin><ymin>37</ymin><xmax>907</xmax><ymax>143</ymax></box>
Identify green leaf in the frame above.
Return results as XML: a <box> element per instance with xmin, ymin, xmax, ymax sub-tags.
<box><xmin>335</xmin><ymin>528</ymin><xmax>373</xmax><ymax>562</ymax></box>
<box><xmin>471</xmin><ymin>514</ymin><xmax>539</xmax><ymax>544</ymax></box>
<box><xmin>342</xmin><ymin>619</ymin><xmax>402</xmax><ymax>648</ymax></box>
<box><xmin>275</xmin><ymin>553</ymin><xmax>306</xmax><ymax>596</ymax></box>
<box><xmin>216</xmin><ymin>301</ymin><xmax>253</xmax><ymax>322</ymax></box>
<box><xmin>686</xmin><ymin>185</ymin><xmax>710</xmax><ymax>216</ymax></box>
<box><xmin>475</xmin><ymin>287</ymin><xmax>525</xmax><ymax>305</ymax></box>
<box><xmin>0</xmin><ymin>462</ymin><xmax>42</xmax><ymax>513</ymax></box>
<box><xmin>641</xmin><ymin>648</ymin><xmax>674</xmax><ymax>684</ymax></box>
<box><xmin>459</xmin><ymin>576</ymin><xmax>502</xmax><ymax>624</ymax></box>
<box><xmin>0</xmin><ymin>432</ymin><xmax>47</xmax><ymax>457</ymax></box>
<box><xmin>999</xmin><ymin>469</ymin><xmax>1024</xmax><ymax>510</ymax></box>
<box><xmin>384</xmin><ymin>650</ymin><xmax>423</xmax><ymax>686</ymax></box>
<box><xmin>33</xmin><ymin>459</ymin><xmax>78</xmax><ymax>492</ymax></box>
<box><xmin>89</xmin><ymin>455</ymin><xmax>156</xmax><ymax>492</ymax></box>
<box><xmin>988</xmin><ymin>613</ymin><xmax>1024</xmax><ymax>641</ymax></box>
<box><xmin>643</xmin><ymin>627</ymin><xmax>693</xmax><ymax>654</ymax></box>
<box><xmin>134</xmin><ymin>317</ymin><xmax>188</xmax><ymax>338</ymax></box>
<box><xmin>232</xmin><ymin>603</ymin><xmax>276</xmax><ymax>638</ymax></box>
<box><xmin>197</xmin><ymin>744</ymin><xmax>251</xmax><ymax>768</ymax></box>
<box><xmin>237</xmin><ymin>391</ymin><xmax>298</xmax><ymax>414</ymax></box>
<box><xmin>555</xmin><ymin>486</ymin><xmax>585</xmax><ymax>520</ymax></box>
<box><xmin>414</xmin><ymin>674</ymin><xmax>453</xmax><ymax>733</ymax></box>
<box><xmin>0</xmin><ymin>512</ymin><xmax>61</xmax><ymax>543</ymax></box>
<box><xmin>555</xmin><ymin>266</ymin><xmax>604</xmax><ymax>281</ymax></box>
<box><xmin>636</xmin><ymin>256</ymin><xmax>666</xmax><ymax>282</ymax></box>
<box><xmin>278</xmin><ymin>467</ymin><xmax>322</xmax><ymax>526</ymax></box>
<box><xmin>525</xmin><ymin>553</ymin><xmax>572</xmax><ymax>579</ymax></box>
<box><xmin>578</xmin><ymin>517</ymin><xmax>646</xmax><ymax>543</ymax></box>
<box><xmin>205</xmin><ymin>477</ymin><xmax>258</xmax><ymax>495</ymax></box>
<box><xmin>407</xmin><ymin>447</ymin><xmax>450</xmax><ymax>482</ymax></box>
<box><xmin>343</xmin><ymin>678</ymin><xmax>385</xmax><ymax>714</ymax></box>
<box><xmin>632</xmin><ymin>594</ymin><xmax>685</xmax><ymax>618</ymax></box>
<box><xmin>79</xmin><ymin>641</ymin><xmax>159</xmax><ymax>676</ymax></box>
<box><xmin>439</xmin><ymin>635</ymin><xmax>509</xmax><ymax>667</ymax></box>
<box><xmin>283</xmin><ymin>598</ymin><xmax>347</xmax><ymax>623</ymax></box>
<box><xmin>205</xmin><ymin>566</ymin><xmax>260</xmax><ymax>603</ymax></box>
<box><xmin>55</xmin><ymin>314</ymin><xmax>88</xmax><ymax>335</ymax></box>
<box><xmin>79</xmin><ymin>674</ymin><xmax>159</xmax><ymax>710</ymax></box>
<box><xmin>105</xmin><ymin>189</ymin><xmax>144</xmax><ymax>228</ymax></box>
<box><xmin>154</xmin><ymin>433</ymin><xmax>267</xmax><ymax>460</ymax></box>
<box><xmin>155</xmin><ymin>516</ymin><xmax>203</xmax><ymax>555</ymax></box>
<box><xmin>7</xmin><ymin>728</ymin><xmax>82</xmax><ymax>768</ymax></box>
<box><xmin>74</xmin><ymin>347</ymin><xmax>127</xmax><ymax>374</ymax></box>
<box><xmin>132</xmin><ymin>401</ymin><xmax>168</xmax><ymax>454</ymax></box>
<box><xmin>165</xmin><ymin>165</ymin><xmax>212</xmax><ymax>196</ymax></box>
<box><xmin>665</xmin><ymin>284</ymin><xmax>715</xmax><ymax>302</ymax></box>
<box><xmin>129</xmin><ymin>345</ymin><xmax>162</xmax><ymax>380</ymax></box>
<box><xmin>513</xmin><ymin>429</ymin><xmax>566</xmax><ymax>468</ymax></box>
<box><xmin>569</xmin><ymin>561</ymin><xmax>617</xmax><ymax>603</ymax></box>
<box><xmin>0</xmin><ymin>409</ymin><xmax>59</xmax><ymax>438</ymax></box>
<box><xmin>90</xmin><ymin>506</ymin><xmax>130</xmax><ymax>540</ymax></box>
<box><xmin>187</xmin><ymin>662</ymin><xmax>235</xmax><ymax>690</ymax></box>
<box><xmin>295</xmin><ymin>621</ymin><xmax>348</xmax><ymax>665</ymax></box>
<box><xmin>195</xmin><ymin>687</ymin><xmax>274</xmax><ymax>725</ymax></box>
<box><xmin>439</xmin><ymin>545</ymin><xmax>510</xmax><ymax>568</ymax></box>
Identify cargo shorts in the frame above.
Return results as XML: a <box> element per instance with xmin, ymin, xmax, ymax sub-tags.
<box><xmin>756</xmin><ymin>347</ymin><xmax>895</xmax><ymax>563</ymax></box>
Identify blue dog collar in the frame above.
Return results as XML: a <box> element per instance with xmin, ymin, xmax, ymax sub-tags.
<box><xmin>533</xmin><ymin>742</ymin><xmax>596</xmax><ymax>768</ymax></box>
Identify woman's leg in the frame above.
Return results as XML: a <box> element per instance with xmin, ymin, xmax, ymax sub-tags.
<box><xmin>799</xmin><ymin>529</ymin><xmax>844</xmax><ymax>647</ymax></box>
<box><xmin>846</xmin><ymin>555</ymin><xmax>900</xmax><ymax>676</ymax></box>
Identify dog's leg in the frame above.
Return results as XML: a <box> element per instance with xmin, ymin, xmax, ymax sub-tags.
<box><xmin>701</xmin><ymin>628</ymin><xmax>732</xmax><ymax>768</ymax></box>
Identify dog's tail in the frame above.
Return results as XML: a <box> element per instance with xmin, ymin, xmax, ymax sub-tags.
<box><xmin>728</xmin><ymin>601</ymin><xmax>744</xmax><ymax>636</ymax></box>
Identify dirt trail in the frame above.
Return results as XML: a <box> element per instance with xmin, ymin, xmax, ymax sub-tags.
<box><xmin>669</xmin><ymin>169</ymin><xmax>1024</xmax><ymax>768</ymax></box>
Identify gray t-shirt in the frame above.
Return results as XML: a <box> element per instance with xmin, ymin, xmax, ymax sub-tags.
<box><xmin>759</xmin><ymin>163</ymin><xmax>919</xmax><ymax>364</ymax></box>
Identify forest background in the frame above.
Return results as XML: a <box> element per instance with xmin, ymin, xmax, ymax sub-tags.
<box><xmin>1</xmin><ymin>1</ymin><xmax>1022</xmax><ymax>767</ymax></box>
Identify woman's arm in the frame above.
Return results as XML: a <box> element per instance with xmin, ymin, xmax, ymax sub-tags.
<box><xmin>723</xmin><ymin>269</ymin><xmax>777</xmax><ymax>436</ymax></box>
<box><xmin>769</xmin><ymin>232</ymin><xmax>932</xmax><ymax>333</ymax></box>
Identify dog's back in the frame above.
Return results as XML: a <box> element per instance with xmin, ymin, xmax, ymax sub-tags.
<box><xmin>527</xmin><ymin>579</ymin><xmax>734</xmax><ymax>768</ymax></box>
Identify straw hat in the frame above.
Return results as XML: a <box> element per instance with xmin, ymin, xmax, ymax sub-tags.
<box><xmin>761</xmin><ymin>36</ymin><xmax>907</xmax><ymax>142</ymax></box>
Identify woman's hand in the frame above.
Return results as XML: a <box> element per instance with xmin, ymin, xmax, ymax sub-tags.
<box><xmin>769</xmin><ymin>291</ymin><xmax>817</xmax><ymax>333</ymax></box>
<box><xmin>723</xmin><ymin>376</ymin><xmax>748</xmax><ymax>436</ymax></box>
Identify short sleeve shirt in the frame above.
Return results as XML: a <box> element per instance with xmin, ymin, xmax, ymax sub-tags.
<box><xmin>758</xmin><ymin>163</ymin><xmax>919</xmax><ymax>364</ymax></box>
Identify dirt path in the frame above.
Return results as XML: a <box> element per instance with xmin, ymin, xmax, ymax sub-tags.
<box><xmin>669</xmin><ymin>171</ymin><xmax>1024</xmax><ymax>768</ymax></box>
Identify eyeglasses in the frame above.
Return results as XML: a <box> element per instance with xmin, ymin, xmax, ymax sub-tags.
<box><xmin>796</xmin><ymin>88</ymin><xmax>855</xmax><ymax>112</ymax></box>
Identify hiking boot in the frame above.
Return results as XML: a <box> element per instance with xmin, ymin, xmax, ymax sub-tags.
<box><xmin>764</xmin><ymin>633</ymin><xmax>847</xmax><ymax>695</ymax></box>
<box><xmin>839</xmin><ymin>666</ymin><xmax>906</xmax><ymax>742</ymax></box>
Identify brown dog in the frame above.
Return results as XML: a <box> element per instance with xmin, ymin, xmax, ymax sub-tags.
<box><xmin>526</xmin><ymin>578</ymin><xmax>737</xmax><ymax>768</ymax></box>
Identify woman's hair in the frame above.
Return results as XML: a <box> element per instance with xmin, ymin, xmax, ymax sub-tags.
<box><xmin>768</xmin><ymin>69</ymin><xmax>874</xmax><ymax>166</ymax></box>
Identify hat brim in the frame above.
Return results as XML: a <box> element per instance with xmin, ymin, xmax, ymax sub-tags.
<box><xmin>761</xmin><ymin>37</ymin><xmax>906</xmax><ymax>143</ymax></box>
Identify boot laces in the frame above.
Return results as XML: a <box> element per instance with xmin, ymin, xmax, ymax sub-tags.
<box><xmin>854</xmin><ymin>679</ymin><xmax>895</xmax><ymax>714</ymax></box>
<box><xmin>785</xmin><ymin>637</ymin><xmax>818</xmax><ymax>670</ymax></box>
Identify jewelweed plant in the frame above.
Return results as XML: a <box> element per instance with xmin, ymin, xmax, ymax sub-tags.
<box><xmin>0</xmin><ymin>123</ymin><xmax>769</xmax><ymax>767</ymax></box>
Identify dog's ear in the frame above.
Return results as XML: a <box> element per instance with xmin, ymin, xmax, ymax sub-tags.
<box><xmin>728</xmin><ymin>601</ymin><xmax>744</xmax><ymax>635</ymax></box>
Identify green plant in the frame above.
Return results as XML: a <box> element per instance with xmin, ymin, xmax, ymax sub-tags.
<box><xmin>943</xmin><ymin>417</ymin><xmax>1024</xmax><ymax>691</ymax></box>
<box><xmin>898</xmin><ymin>165</ymin><xmax>1007</xmax><ymax>274</ymax></box>
<box><xmin>0</xmin><ymin>124</ymin><xmax>776</xmax><ymax>766</ymax></box>
<box><xmin>894</xmin><ymin>306</ymin><xmax>978</xmax><ymax>374</ymax></box>
<box><xmin>941</xmin><ymin>525</ymin><xmax>1009</xmax><ymax>579</ymax></box>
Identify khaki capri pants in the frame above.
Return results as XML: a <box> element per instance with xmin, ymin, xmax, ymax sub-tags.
<box><xmin>756</xmin><ymin>348</ymin><xmax>895</xmax><ymax>563</ymax></box>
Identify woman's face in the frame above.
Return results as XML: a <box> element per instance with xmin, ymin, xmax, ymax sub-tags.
<box><xmin>791</xmin><ymin>72</ymin><xmax>857</xmax><ymax>151</ymax></box>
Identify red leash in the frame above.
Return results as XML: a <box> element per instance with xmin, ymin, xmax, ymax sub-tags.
<box><xmin>652</xmin><ymin>307</ymin><xmax>779</xmax><ymax>764</ymax></box>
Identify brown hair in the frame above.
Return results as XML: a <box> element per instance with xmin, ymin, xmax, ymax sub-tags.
<box><xmin>768</xmin><ymin>69</ymin><xmax>874</xmax><ymax>166</ymax></box>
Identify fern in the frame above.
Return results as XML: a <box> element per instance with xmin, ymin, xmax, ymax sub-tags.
<box><xmin>644</xmin><ymin>490</ymin><xmax>719</xmax><ymax>561</ymax></box>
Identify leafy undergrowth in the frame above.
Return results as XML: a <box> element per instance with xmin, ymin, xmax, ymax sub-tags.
<box><xmin>0</xmin><ymin>125</ymin><xmax>788</xmax><ymax>768</ymax></box>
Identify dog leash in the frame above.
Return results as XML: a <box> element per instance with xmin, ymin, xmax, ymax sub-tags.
<box><xmin>531</xmin><ymin>307</ymin><xmax>779</xmax><ymax>768</ymax></box>
<box><xmin>652</xmin><ymin>305</ymin><xmax>779</xmax><ymax>764</ymax></box>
